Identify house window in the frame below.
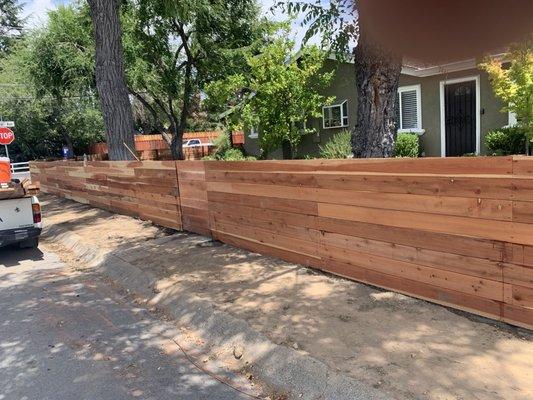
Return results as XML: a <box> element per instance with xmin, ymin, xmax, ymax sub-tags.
<box><xmin>248</xmin><ymin>126</ymin><xmax>258</xmax><ymax>139</ymax></box>
<box><xmin>508</xmin><ymin>106</ymin><xmax>518</xmax><ymax>127</ymax></box>
<box><xmin>323</xmin><ymin>100</ymin><xmax>348</xmax><ymax>129</ymax></box>
<box><xmin>397</xmin><ymin>85</ymin><xmax>422</xmax><ymax>132</ymax></box>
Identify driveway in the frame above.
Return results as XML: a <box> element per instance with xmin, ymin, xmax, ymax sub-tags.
<box><xmin>0</xmin><ymin>245</ymin><xmax>259</xmax><ymax>400</ymax></box>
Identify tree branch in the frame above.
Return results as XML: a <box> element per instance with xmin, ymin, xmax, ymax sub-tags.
<box><xmin>128</xmin><ymin>88</ymin><xmax>164</xmax><ymax>132</ymax></box>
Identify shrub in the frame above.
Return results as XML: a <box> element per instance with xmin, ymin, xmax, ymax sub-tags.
<box><xmin>485</xmin><ymin>126</ymin><xmax>526</xmax><ymax>155</ymax></box>
<box><xmin>319</xmin><ymin>130</ymin><xmax>352</xmax><ymax>159</ymax></box>
<box><xmin>203</xmin><ymin>132</ymin><xmax>256</xmax><ymax>161</ymax></box>
<box><xmin>394</xmin><ymin>133</ymin><xmax>419</xmax><ymax>157</ymax></box>
<box><xmin>222</xmin><ymin>148</ymin><xmax>246</xmax><ymax>161</ymax></box>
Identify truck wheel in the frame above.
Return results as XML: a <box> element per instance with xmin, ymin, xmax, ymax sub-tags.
<box><xmin>19</xmin><ymin>238</ymin><xmax>39</xmax><ymax>249</ymax></box>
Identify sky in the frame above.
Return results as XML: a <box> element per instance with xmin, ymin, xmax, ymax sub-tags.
<box><xmin>22</xmin><ymin>0</ymin><xmax>69</xmax><ymax>27</ymax></box>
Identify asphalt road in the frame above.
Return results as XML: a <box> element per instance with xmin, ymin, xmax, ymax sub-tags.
<box><xmin>0</xmin><ymin>245</ymin><xmax>258</xmax><ymax>400</ymax></box>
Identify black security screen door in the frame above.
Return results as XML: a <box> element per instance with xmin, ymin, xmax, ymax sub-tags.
<box><xmin>445</xmin><ymin>80</ymin><xmax>476</xmax><ymax>157</ymax></box>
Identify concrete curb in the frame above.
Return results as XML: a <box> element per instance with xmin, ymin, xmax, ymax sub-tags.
<box><xmin>43</xmin><ymin>226</ymin><xmax>391</xmax><ymax>400</ymax></box>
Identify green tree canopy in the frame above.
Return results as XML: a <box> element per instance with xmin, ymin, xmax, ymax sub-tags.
<box><xmin>0</xmin><ymin>0</ymin><xmax>24</xmax><ymax>57</ymax></box>
<box><xmin>206</xmin><ymin>34</ymin><xmax>334</xmax><ymax>158</ymax></box>
<box><xmin>122</xmin><ymin>0</ymin><xmax>266</xmax><ymax>158</ymax></box>
<box><xmin>0</xmin><ymin>4</ymin><xmax>104</xmax><ymax>161</ymax></box>
<box><xmin>481</xmin><ymin>40</ymin><xmax>533</xmax><ymax>153</ymax></box>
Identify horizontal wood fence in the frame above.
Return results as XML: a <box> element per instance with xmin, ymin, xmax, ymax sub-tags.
<box><xmin>30</xmin><ymin>161</ymin><xmax>182</xmax><ymax>230</ymax></box>
<box><xmin>30</xmin><ymin>157</ymin><xmax>533</xmax><ymax>330</ymax></box>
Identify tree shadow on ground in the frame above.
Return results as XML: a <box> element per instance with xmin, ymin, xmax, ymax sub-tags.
<box><xmin>0</xmin><ymin>257</ymin><xmax>261</xmax><ymax>400</ymax></box>
<box><xmin>40</xmin><ymin>194</ymin><xmax>533</xmax><ymax>400</ymax></box>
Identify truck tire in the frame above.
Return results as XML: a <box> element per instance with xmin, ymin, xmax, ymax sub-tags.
<box><xmin>19</xmin><ymin>237</ymin><xmax>39</xmax><ymax>249</ymax></box>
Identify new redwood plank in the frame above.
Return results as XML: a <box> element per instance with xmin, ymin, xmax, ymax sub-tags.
<box><xmin>318</xmin><ymin>217</ymin><xmax>505</xmax><ymax>260</ymax></box>
<box><xmin>213</xmin><ymin>230</ymin><xmax>323</xmax><ymax>269</ymax></box>
<box><xmin>320</xmin><ymin>245</ymin><xmax>503</xmax><ymax>301</ymax></box>
<box><xmin>316</xmin><ymin>188</ymin><xmax>512</xmax><ymax>221</ymax></box>
<box><xmin>502</xmin><ymin>304</ymin><xmax>533</xmax><ymax>329</ymax></box>
<box><xmin>211</xmin><ymin>210</ymin><xmax>320</xmax><ymax>242</ymax></box>
<box><xmin>512</xmin><ymin>156</ymin><xmax>533</xmax><ymax>176</ymax></box>
<box><xmin>503</xmin><ymin>263</ymin><xmax>533</xmax><ymax>288</ymax></box>
<box><xmin>321</xmin><ymin>258</ymin><xmax>503</xmax><ymax>321</ymax></box>
<box><xmin>206</xmin><ymin>170</ymin><xmax>318</xmax><ymax>187</ymax></box>
<box><xmin>212</xmin><ymin>220</ymin><xmax>319</xmax><ymax>257</ymax></box>
<box><xmin>315</xmin><ymin>156</ymin><xmax>513</xmax><ymax>175</ymax></box>
<box><xmin>209</xmin><ymin>201</ymin><xmax>319</xmax><ymax>229</ymax></box>
<box><xmin>504</xmin><ymin>283</ymin><xmax>533</xmax><ymax>309</ymax></box>
<box><xmin>512</xmin><ymin>201</ymin><xmax>533</xmax><ymax>223</ymax></box>
<box><xmin>315</xmin><ymin>172</ymin><xmax>514</xmax><ymax>200</ymax></box>
<box><xmin>320</xmin><ymin>231</ymin><xmax>503</xmax><ymax>280</ymax></box>
<box><xmin>318</xmin><ymin>203</ymin><xmax>533</xmax><ymax>246</ymax></box>
<box><xmin>207</xmin><ymin>181</ymin><xmax>317</xmax><ymax>202</ymax></box>
<box><xmin>207</xmin><ymin>191</ymin><xmax>318</xmax><ymax>216</ymax></box>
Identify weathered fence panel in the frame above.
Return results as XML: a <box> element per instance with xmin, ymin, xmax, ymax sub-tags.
<box><xmin>31</xmin><ymin>157</ymin><xmax>533</xmax><ymax>329</ymax></box>
<box><xmin>30</xmin><ymin>161</ymin><xmax>182</xmax><ymax>230</ymax></box>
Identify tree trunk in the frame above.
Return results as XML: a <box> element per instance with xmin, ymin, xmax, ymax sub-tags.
<box><xmin>52</xmin><ymin>98</ymin><xmax>74</xmax><ymax>157</ymax></box>
<box><xmin>282</xmin><ymin>140</ymin><xmax>292</xmax><ymax>159</ymax></box>
<box><xmin>171</xmin><ymin>63</ymin><xmax>193</xmax><ymax>160</ymax></box>
<box><xmin>352</xmin><ymin>36</ymin><xmax>402</xmax><ymax>158</ymax></box>
<box><xmin>88</xmin><ymin>0</ymin><xmax>136</xmax><ymax>161</ymax></box>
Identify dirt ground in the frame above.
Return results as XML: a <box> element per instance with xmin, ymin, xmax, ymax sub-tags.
<box><xmin>40</xmin><ymin>194</ymin><xmax>533</xmax><ymax>400</ymax></box>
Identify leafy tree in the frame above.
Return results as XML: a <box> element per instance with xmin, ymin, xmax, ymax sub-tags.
<box><xmin>0</xmin><ymin>0</ymin><xmax>24</xmax><ymax>57</ymax></box>
<box><xmin>25</xmin><ymin>5</ymin><xmax>97</xmax><ymax>155</ymax></box>
<box><xmin>280</xmin><ymin>0</ymin><xmax>402</xmax><ymax>158</ymax></box>
<box><xmin>87</xmin><ymin>0</ymin><xmax>136</xmax><ymax>160</ymax></box>
<box><xmin>480</xmin><ymin>40</ymin><xmax>533</xmax><ymax>154</ymax></box>
<box><xmin>0</xmin><ymin>6</ymin><xmax>104</xmax><ymax>161</ymax></box>
<box><xmin>123</xmin><ymin>0</ymin><xmax>264</xmax><ymax>159</ymax></box>
<box><xmin>207</xmin><ymin>35</ymin><xmax>333</xmax><ymax>159</ymax></box>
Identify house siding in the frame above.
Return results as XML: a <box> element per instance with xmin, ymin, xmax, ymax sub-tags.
<box><xmin>243</xmin><ymin>63</ymin><xmax>509</xmax><ymax>158</ymax></box>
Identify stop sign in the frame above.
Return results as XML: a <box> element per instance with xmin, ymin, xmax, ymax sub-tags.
<box><xmin>0</xmin><ymin>127</ymin><xmax>14</xmax><ymax>145</ymax></box>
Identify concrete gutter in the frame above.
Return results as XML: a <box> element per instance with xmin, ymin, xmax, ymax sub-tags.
<box><xmin>43</xmin><ymin>226</ymin><xmax>392</xmax><ymax>400</ymax></box>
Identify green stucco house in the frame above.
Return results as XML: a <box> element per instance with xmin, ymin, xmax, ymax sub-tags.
<box><xmin>243</xmin><ymin>56</ymin><xmax>515</xmax><ymax>158</ymax></box>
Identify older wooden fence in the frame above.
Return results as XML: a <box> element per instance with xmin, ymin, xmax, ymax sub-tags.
<box><xmin>30</xmin><ymin>161</ymin><xmax>182</xmax><ymax>230</ymax></box>
<box><xmin>30</xmin><ymin>157</ymin><xmax>533</xmax><ymax>330</ymax></box>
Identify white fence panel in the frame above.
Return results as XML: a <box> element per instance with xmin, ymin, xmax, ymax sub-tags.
<box><xmin>11</xmin><ymin>162</ymin><xmax>31</xmax><ymax>182</ymax></box>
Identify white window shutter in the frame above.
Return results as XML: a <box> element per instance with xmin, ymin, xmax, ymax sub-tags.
<box><xmin>400</xmin><ymin>90</ymin><xmax>419</xmax><ymax>130</ymax></box>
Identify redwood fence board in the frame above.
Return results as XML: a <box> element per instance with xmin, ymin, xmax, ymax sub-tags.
<box><xmin>176</xmin><ymin>161</ymin><xmax>210</xmax><ymax>236</ymax></box>
<box><xmin>30</xmin><ymin>161</ymin><xmax>182</xmax><ymax>231</ymax></box>
<box><xmin>30</xmin><ymin>156</ymin><xmax>533</xmax><ymax>330</ymax></box>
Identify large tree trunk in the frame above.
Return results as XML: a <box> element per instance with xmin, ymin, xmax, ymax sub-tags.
<box><xmin>352</xmin><ymin>36</ymin><xmax>402</xmax><ymax>158</ymax></box>
<box><xmin>170</xmin><ymin>63</ymin><xmax>193</xmax><ymax>160</ymax></box>
<box><xmin>88</xmin><ymin>0</ymin><xmax>136</xmax><ymax>161</ymax></box>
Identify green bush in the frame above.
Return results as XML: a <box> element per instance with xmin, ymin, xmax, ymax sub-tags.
<box><xmin>394</xmin><ymin>133</ymin><xmax>419</xmax><ymax>158</ymax></box>
<box><xmin>203</xmin><ymin>132</ymin><xmax>256</xmax><ymax>161</ymax></box>
<box><xmin>485</xmin><ymin>126</ymin><xmax>526</xmax><ymax>155</ymax></box>
<box><xmin>319</xmin><ymin>130</ymin><xmax>352</xmax><ymax>159</ymax></box>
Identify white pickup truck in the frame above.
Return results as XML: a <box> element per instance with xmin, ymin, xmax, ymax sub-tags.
<box><xmin>0</xmin><ymin>158</ymin><xmax>42</xmax><ymax>249</ymax></box>
<box><xmin>0</xmin><ymin>195</ymin><xmax>42</xmax><ymax>249</ymax></box>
